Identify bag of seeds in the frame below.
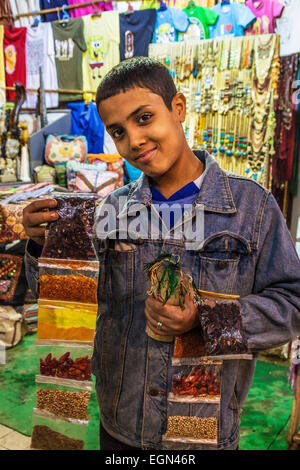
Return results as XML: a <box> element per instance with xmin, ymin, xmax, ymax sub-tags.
<box><xmin>170</xmin><ymin>362</ymin><xmax>221</xmax><ymax>403</ymax></box>
<box><xmin>38</xmin><ymin>258</ymin><xmax>99</xmax><ymax>304</ymax></box>
<box><xmin>35</xmin><ymin>379</ymin><xmax>91</xmax><ymax>422</ymax></box>
<box><xmin>144</xmin><ymin>253</ymin><xmax>196</xmax><ymax>342</ymax></box>
<box><xmin>163</xmin><ymin>402</ymin><xmax>219</xmax><ymax>449</ymax></box>
<box><xmin>31</xmin><ymin>409</ymin><xmax>88</xmax><ymax>450</ymax></box>
<box><xmin>41</xmin><ymin>194</ymin><xmax>99</xmax><ymax>261</ymax></box>
<box><xmin>36</xmin><ymin>344</ymin><xmax>93</xmax><ymax>385</ymax></box>
<box><xmin>197</xmin><ymin>290</ymin><xmax>248</xmax><ymax>356</ymax></box>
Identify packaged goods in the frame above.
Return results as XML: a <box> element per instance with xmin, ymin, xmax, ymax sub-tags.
<box><xmin>170</xmin><ymin>363</ymin><xmax>221</xmax><ymax>402</ymax></box>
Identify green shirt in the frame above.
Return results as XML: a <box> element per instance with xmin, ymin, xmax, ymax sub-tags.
<box><xmin>178</xmin><ymin>5</ymin><xmax>219</xmax><ymax>40</ymax></box>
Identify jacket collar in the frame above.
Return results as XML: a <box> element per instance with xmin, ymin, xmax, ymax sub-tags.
<box><xmin>119</xmin><ymin>150</ymin><xmax>237</xmax><ymax>217</ymax></box>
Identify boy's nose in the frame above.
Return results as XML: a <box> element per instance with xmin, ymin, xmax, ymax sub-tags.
<box><xmin>128</xmin><ymin>129</ymin><xmax>147</xmax><ymax>151</ymax></box>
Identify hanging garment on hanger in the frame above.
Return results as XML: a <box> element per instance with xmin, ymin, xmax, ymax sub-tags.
<box><xmin>152</xmin><ymin>7</ymin><xmax>189</xmax><ymax>43</ymax></box>
<box><xmin>52</xmin><ymin>17</ymin><xmax>87</xmax><ymax>102</ymax></box>
<box><xmin>209</xmin><ymin>2</ymin><xmax>256</xmax><ymax>38</ymax></box>
<box><xmin>39</xmin><ymin>0</ymin><xmax>67</xmax><ymax>22</ymax></box>
<box><xmin>4</xmin><ymin>27</ymin><xmax>27</xmax><ymax>102</ymax></box>
<box><xmin>119</xmin><ymin>8</ymin><xmax>156</xmax><ymax>60</ymax></box>
<box><xmin>276</xmin><ymin>0</ymin><xmax>300</xmax><ymax>57</ymax></box>
<box><xmin>23</xmin><ymin>22</ymin><xmax>59</xmax><ymax>109</ymax></box>
<box><xmin>0</xmin><ymin>0</ymin><xmax>13</xmax><ymax>28</ymax></box>
<box><xmin>0</xmin><ymin>26</ymin><xmax>6</xmax><ymax>106</ymax></box>
<box><xmin>68</xmin><ymin>0</ymin><xmax>113</xmax><ymax>18</ymax></box>
<box><xmin>245</xmin><ymin>0</ymin><xmax>284</xmax><ymax>35</ymax></box>
<box><xmin>82</xmin><ymin>11</ymin><xmax>120</xmax><ymax>94</ymax></box>
<box><xmin>67</xmin><ymin>101</ymin><xmax>105</xmax><ymax>154</ymax></box>
<box><xmin>177</xmin><ymin>4</ymin><xmax>218</xmax><ymax>41</ymax></box>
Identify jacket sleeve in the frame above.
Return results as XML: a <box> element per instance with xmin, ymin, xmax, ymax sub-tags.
<box><xmin>240</xmin><ymin>192</ymin><xmax>300</xmax><ymax>351</ymax></box>
<box><xmin>24</xmin><ymin>239</ymin><xmax>42</xmax><ymax>300</ymax></box>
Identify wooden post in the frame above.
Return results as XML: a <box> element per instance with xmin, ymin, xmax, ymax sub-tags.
<box><xmin>287</xmin><ymin>364</ymin><xmax>300</xmax><ymax>449</ymax></box>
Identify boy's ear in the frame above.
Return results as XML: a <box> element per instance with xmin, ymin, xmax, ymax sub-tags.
<box><xmin>172</xmin><ymin>93</ymin><xmax>186</xmax><ymax>123</ymax></box>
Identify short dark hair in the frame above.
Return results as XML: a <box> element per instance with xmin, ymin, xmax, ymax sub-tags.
<box><xmin>96</xmin><ymin>57</ymin><xmax>177</xmax><ymax>111</ymax></box>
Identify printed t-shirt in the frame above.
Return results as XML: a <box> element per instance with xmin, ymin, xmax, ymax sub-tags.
<box><xmin>23</xmin><ymin>23</ymin><xmax>58</xmax><ymax>109</ymax></box>
<box><xmin>68</xmin><ymin>0</ymin><xmax>113</xmax><ymax>18</ymax></box>
<box><xmin>178</xmin><ymin>5</ymin><xmax>219</xmax><ymax>41</ymax></box>
<box><xmin>82</xmin><ymin>12</ymin><xmax>120</xmax><ymax>94</ymax></box>
<box><xmin>245</xmin><ymin>0</ymin><xmax>284</xmax><ymax>34</ymax></box>
<box><xmin>4</xmin><ymin>27</ymin><xmax>27</xmax><ymax>102</ymax></box>
<box><xmin>151</xmin><ymin>170</ymin><xmax>206</xmax><ymax>230</ymax></box>
<box><xmin>39</xmin><ymin>0</ymin><xmax>66</xmax><ymax>22</ymax></box>
<box><xmin>0</xmin><ymin>26</ymin><xmax>5</xmax><ymax>106</ymax></box>
<box><xmin>52</xmin><ymin>18</ymin><xmax>86</xmax><ymax>102</ymax></box>
<box><xmin>120</xmin><ymin>9</ymin><xmax>156</xmax><ymax>60</ymax></box>
<box><xmin>209</xmin><ymin>3</ymin><xmax>256</xmax><ymax>38</ymax></box>
<box><xmin>276</xmin><ymin>0</ymin><xmax>300</xmax><ymax>56</ymax></box>
<box><xmin>152</xmin><ymin>7</ymin><xmax>189</xmax><ymax>43</ymax></box>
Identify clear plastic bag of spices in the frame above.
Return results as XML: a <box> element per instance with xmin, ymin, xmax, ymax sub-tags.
<box><xmin>37</xmin><ymin>299</ymin><xmax>98</xmax><ymax>343</ymax></box>
<box><xmin>31</xmin><ymin>409</ymin><xmax>88</xmax><ymax>450</ymax></box>
<box><xmin>35</xmin><ymin>378</ymin><xmax>91</xmax><ymax>422</ymax></box>
<box><xmin>41</xmin><ymin>193</ymin><xmax>99</xmax><ymax>261</ymax></box>
<box><xmin>169</xmin><ymin>362</ymin><xmax>222</xmax><ymax>403</ymax></box>
<box><xmin>36</xmin><ymin>343</ymin><xmax>93</xmax><ymax>387</ymax></box>
<box><xmin>196</xmin><ymin>290</ymin><xmax>249</xmax><ymax>357</ymax></box>
<box><xmin>38</xmin><ymin>258</ymin><xmax>99</xmax><ymax>304</ymax></box>
<box><xmin>162</xmin><ymin>401</ymin><xmax>220</xmax><ymax>449</ymax></box>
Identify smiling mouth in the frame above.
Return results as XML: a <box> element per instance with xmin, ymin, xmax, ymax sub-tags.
<box><xmin>135</xmin><ymin>148</ymin><xmax>157</xmax><ymax>162</ymax></box>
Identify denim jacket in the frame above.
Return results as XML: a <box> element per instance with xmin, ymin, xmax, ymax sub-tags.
<box><xmin>25</xmin><ymin>151</ymin><xmax>300</xmax><ymax>450</ymax></box>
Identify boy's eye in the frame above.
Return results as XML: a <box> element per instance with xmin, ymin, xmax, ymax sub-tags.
<box><xmin>137</xmin><ymin>113</ymin><xmax>152</xmax><ymax>124</ymax></box>
<box><xmin>112</xmin><ymin>128</ymin><xmax>124</xmax><ymax>140</ymax></box>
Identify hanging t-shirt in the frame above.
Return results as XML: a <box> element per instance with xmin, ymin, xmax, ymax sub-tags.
<box><xmin>39</xmin><ymin>0</ymin><xmax>66</xmax><ymax>22</ymax></box>
<box><xmin>209</xmin><ymin>3</ymin><xmax>255</xmax><ymax>38</ymax></box>
<box><xmin>0</xmin><ymin>26</ymin><xmax>5</xmax><ymax>106</ymax></box>
<box><xmin>178</xmin><ymin>5</ymin><xmax>219</xmax><ymax>41</ymax></box>
<box><xmin>275</xmin><ymin>0</ymin><xmax>300</xmax><ymax>57</ymax></box>
<box><xmin>67</xmin><ymin>101</ymin><xmax>105</xmax><ymax>154</ymax></box>
<box><xmin>152</xmin><ymin>7</ymin><xmax>189</xmax><ymax>43</ymax></box>
<box><xmin>120</xmin><ymin>9</ymin><xmax>156</xmax><ymax>60</ymax></box>
<box><xmin>4</xmin><ymin>27</ymin><xmax>27</xmax><ymax>102</ymax></box>
<box><xmin>23</xmin><ymin>22</ymin><xmax>58</xmax><ymax>109</ymax></box>
<box><xmin>52</xmin><ymin>18</ymin><xmax>86</xmax><ymax>102</ymax></box>
<box><xmin>245</xmin><ymin>0</ymin><xmax>284</xmax><ymax>34</ymax></box>
<box><xmin>82</xmin><ymin>12</ymin><xmax>120</xmax><ymax>94</ymax></box>
<box><xmin>68</xmin><ymin>0</ymin><xmax>113</xmax><ymax>18</ymax></box>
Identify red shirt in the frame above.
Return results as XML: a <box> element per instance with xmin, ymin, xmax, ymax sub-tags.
<box><xmin>4</xmin><ymin>27</ymin><xmax>27</xmax><ymax>102</ymax></box>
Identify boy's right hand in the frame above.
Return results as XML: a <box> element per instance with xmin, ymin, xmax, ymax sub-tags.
<box><xmin>23</xmin><ymin>198</ymin><xmax>59</xmax><ymax>246</ymax></box>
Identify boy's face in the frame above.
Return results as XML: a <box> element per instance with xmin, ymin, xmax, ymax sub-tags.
<box><xmin>98</xmin><ymin>87</ymin><xmax>187</xmax><ymax>179</ymax></box>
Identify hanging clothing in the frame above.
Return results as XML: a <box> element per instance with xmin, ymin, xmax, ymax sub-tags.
<box><xmin>68</xmin><ymin>0</ymin><xmax>113</xmax><ymax>17</ymax></box>
<box><xmin>52</xmin><ymin>18</ymin><xmax>87</xmax><ymax>102</ymax></box>
<box><xmin>152</xmin><ymin>7</ymin><xmax>189</xmax><ymax>43</ymax></box>
<box><xmin>209</xmin><ymin>2</ymin><xmax>256</xmax><ymax>38</ymax></box>
<box><xmin>23</xmin><ymin>22</ymin><xmax>58</xmax><ymax>109</ymax></box>
<box><xmin>178</xmin><ymin>5</ymin><xmax>219</xmax><ymax>41</ymax></box>
<box><xmin>0</xmin><ymin>26</ymin><xmax>6</xmax><ymax>106</ymax></box>
<box><xmin>245</xmin><ymin>0</ymin><xmax>284</xmax><ymax>35</ymax></box>
<box><xmin>276</xmin><ymin>0</ymin><xmax>300</xmax><ymax>57</ymax></box>
<box><xmin>67</xmin><ymin>101</ymin><xmax>105</xmax><ymax>154</ymax></box>
<box><xmin>82</xmin><ymin>12</ymin><xmax>120</xmax><ymax>94</ymax></box>
<box><xmin>4</xmin><ymin>27</ymin><xmax>27</xmax><ymax>102</ymax></box>
<box><xmin>0</xmin><ymin>0</ymin><xmax>13</xmax><ymax>28</ymax></box>
<box><xmin>39</xmin><ymin>0</ymin><xmax>67</xmax><ymax>22</ymax></box>
<box><xmin>119</xmin><ymin>9</ymin><xmax>156</xmax><ymax>60</ymax></box>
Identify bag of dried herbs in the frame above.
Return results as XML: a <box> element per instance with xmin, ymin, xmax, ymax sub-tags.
<box><xmin>144</xmin><ymin>253</ymin><xmax>195</xmax><ymax>342</ymax></box>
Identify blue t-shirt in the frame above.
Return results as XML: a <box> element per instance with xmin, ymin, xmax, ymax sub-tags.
<box><xmin>40</xmin><ymin>0</ymin><xmax>67</xmax><ymax>22</ymax></box>
<box><xmin>209</xmin><ymin>3</ymin><xmax>256</xmax><ymax>38</ymax></box>
<box><xmin>67</xmin><ymin>101</ymin><xmax>105</xmax><ymax>154</ymax></box>
<box><xmin>152</xmin><ymin>7</ymin><xmax>189</xmax><ymax>44</ymax></box>
<box><xmin>120</xmin><ymin>9</ymin><xmax>157</xmax><ymax>61</ymax></box>
<box><xmin>151</xmin><ymin>172</ymin><xmax>206</xmax><ymax>230</ymax></box>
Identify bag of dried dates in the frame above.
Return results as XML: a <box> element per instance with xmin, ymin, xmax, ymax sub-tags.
<box><xmin>41</xmin><ymin>194</ymin><xmax>98</xmax><ymax>260</ymax></box>
<box><xmin>197</xmin><ymin>291</ymin><xmax>248</xmax><ymax>356</ymax></box>
<box><xmin>170</xmin><ymin>363</ymin><xmax>222</xmax><ymax>402</ymax></box>
<box><xmin>144</xmin><ymin>253</ymin><xmax>195</xmax><ymax>343</ymax></box>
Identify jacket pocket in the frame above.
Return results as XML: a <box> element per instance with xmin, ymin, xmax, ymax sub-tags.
<box><xmin>196</xmin><ymin>231</ymin><xmax>251</xmax><ymax>295</ymax></box>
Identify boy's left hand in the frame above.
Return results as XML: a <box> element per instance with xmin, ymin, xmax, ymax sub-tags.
<box><xmin>145</xmin><ymin>294</ymin><xmax>200</xmax><ymax>337</ymax></box>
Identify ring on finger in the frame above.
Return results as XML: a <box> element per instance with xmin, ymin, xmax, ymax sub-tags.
<box><xmin>156</xmin><ymin>321</ymin><xmax>163</xmax><ymax>330</ymax></box>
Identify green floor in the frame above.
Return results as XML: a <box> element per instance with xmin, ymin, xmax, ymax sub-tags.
<box><xmin>0</xmin><ymin>334</ymin><xmax>294</xmax><ymax>450</ymax></box>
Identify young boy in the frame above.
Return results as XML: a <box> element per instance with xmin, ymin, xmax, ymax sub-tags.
<box><xmin>23</xmin><ymin>57</ymin><xmax>300</xmax><ymax>451</ymax></box>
